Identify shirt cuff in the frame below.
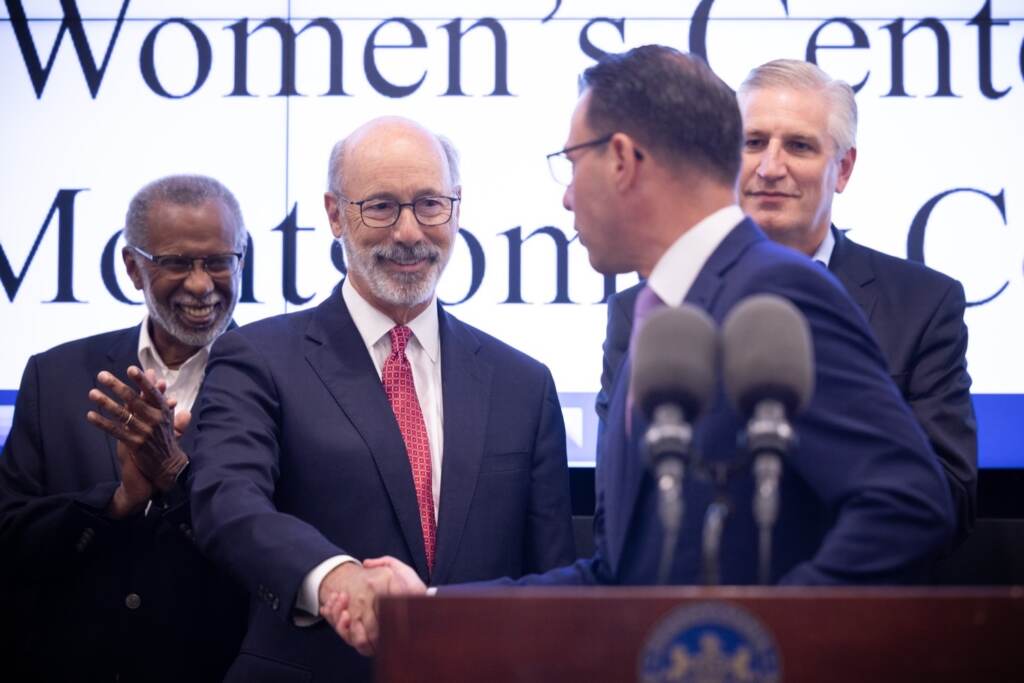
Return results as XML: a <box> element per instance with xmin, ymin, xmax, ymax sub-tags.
<box><xmin>292</xmin><ymin>555</ymin><xmax>359</xmax><ymax>626</ymax></box>
<box><xmin>426</xmin><ymin>587</ymin><xmax>439</xmax><ymax>596</ymax></box>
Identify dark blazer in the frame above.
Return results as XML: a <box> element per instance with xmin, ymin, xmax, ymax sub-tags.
<box><xmin>828</xmin><ymin>227</ymin><xmax>976</xmax><ymax>541</ymax></box>
<box><xmin>539</xmin><ymin>219</ymin><xmax>953</xmax><ymax>586</ymax></box>
<box><xmin>188</xmin><ymin>285</ymin><xmax>575</xmax><ymax>683</ymax></box>
<box><xmin>597</xmin><ymin>226</ymin><xmax>977</xmax><ymax>543</ymax></box>
<box><xmin>0</xmin><ymin>326</ymin><xmax>246</xmax><ymax>683</ymax></box>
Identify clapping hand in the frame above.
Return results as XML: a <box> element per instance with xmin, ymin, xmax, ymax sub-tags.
<box><xmin>87</xmin><ymin>366</ymin><xmax>190</xmax><ymax>517</ymax></box>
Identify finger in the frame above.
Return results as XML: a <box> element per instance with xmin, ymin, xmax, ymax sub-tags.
<box><xmin>127</xmin><ymin>366</ymin><xmax>171</xmax><ymax>410</ymax></box>
<box><xmin>87</xmin><ymin>387</ymin><xmax>147</xmax><ymax>430</ymax></box>
<box><xmin>363</xmin><ymin>556</ymin><xmax>398</xmax><ymax>569</ymax></box>
<box><xmin>351</xmin><ymin>618</ymin><xmax>374</xmax><ymax>657</ymax></box>
<box><xmin>173</xmin><ymin>409</ymin><xmax>191</xmax><ymax>436</ymax></box>
<box><xmin>320</xmin><ymin>595</ymin><xmax>341</xmax><ymax>626</ymax></box>
<box><xmin>361</xmin><ymin>599</ymin><xmax>379</xmax><ymax>651</ymax></box>
<box><xmin>96</xmin><ymin>372</ymin><xmax>162</xmax><ymax>425</ymax></box>
<box><xmin>87</xmin><ymin>387</ymin><xmax>129</xmax><ymax>419</ymax></box>
<box><xmin>86</xmin><ymin>410</ymin><xmax>144</xmax><ymax>446</ymax></box>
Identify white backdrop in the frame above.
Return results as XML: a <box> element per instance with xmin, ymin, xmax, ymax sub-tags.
<box><xmin>2</xmin><ymin>1</ymin><xmax>1022</xmax><ymax>464</ymax></box>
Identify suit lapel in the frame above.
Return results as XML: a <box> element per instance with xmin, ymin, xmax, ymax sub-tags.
<box><xmin>431</xmin><ymin>308</ymin><xmax>491</xmax><ymax>584</ymax></box>
<box><xmin>828</xmin><ymin>226</ymin><xmax>878</xmax><ymax>322</ymax></box>
<box><xmin>685</xmin><ymin>218</ymin><xmax>762</xmax><ymax>311</ymax></box>
<box><xmin>304</xmin><ymin>286</ymin><xmax>429</xmax><ymax>576</ymax></box>
<box><xmin>101</xmin><ymin>325</ymin><xmax>144</xmax><ymax>479</ymax></box>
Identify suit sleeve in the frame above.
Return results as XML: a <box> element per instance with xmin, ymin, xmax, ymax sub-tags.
<box><xmin>761</xmin><ymin>264</ymin><xmax>955</xmax><ymax>584</ymax></box>
<box><xmin>522</xmin><ymin>369</ymin><xmax>576</xmax><ymax>573</ymax></box>
<box><xmin>188</xmin><ymin>330</ymin><xmax>347</xmax><ymax>621</ymax></box>
<box><xmin>595</xmin><ymin>293</ymin><xmax>632</xmax><ymax>439</ymax></box>
<box><xmin>903</xmin><ymin>279</ymin><xmax>976</xmax><ymax>543</ymax></box>
<box><xmin>0</xmin><ymin>355</ymin><xmax>125</xmax><ymax>573</ymax></box>
<box><xmin>460</xmin><ymin>483</ymin><xmax>615</xmax><ymax>587</ymax></box>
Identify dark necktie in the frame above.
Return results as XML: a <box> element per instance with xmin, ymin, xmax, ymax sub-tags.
<box><xmin>382</xmin><ymin>325</ymin><xmax>437</xmax><ymax>572</ymax></box>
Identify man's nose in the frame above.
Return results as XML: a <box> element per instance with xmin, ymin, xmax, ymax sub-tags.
<box><xmin>392</xmin><ymin>204</ymin><xmax>427</xmax><ymax>244</ymax></box>
<box><xmin>183</xmin><ymin>261</ymin><xmax>215</xmax><ymax>296</ymax></box>
<box><xmin>757</xmin><ymin>142</ymin><xmax>786</xmax><ymax>180</ymax></box>
<box><xmin>563</xmin><ymin>182</ymin><xmax>575</xmax><ymax>212</ymax></box>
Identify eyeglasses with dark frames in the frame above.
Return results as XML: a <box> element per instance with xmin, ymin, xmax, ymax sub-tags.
<box><xmin>338</xmin><ymin>194</ymin><xmax>461</xmax><ymax>228</ymax></box>
<box><xmin>130</xmin><ymin>246</ymin><xmax>244</xmax><ymax>278</ymax></box>
<box><xmin>545</xmin><ymin>133</ymin><xmax>613</xmax><ymax>186</ymax></box>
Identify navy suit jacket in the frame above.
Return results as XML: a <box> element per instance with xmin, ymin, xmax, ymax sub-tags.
<box><xmin>598</xmin><ymin>226</ymin><xmax>976</xmax><ymax>544</ymax></box>
<box><xmin>188</xmin><ymin>285</ymin><xmax>575</xmax><ymax>682</ymax></box>
<box><xmin>533</xmin><ymin>219</ymin><xmax>953</xmax><ymax>586</ymax></box>
<box><xmin>0</xmin><ymin>326</ymin><xmax>246</xmax><ymax>682</ymax></box>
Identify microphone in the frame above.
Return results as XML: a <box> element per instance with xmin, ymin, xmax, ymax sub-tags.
<box><xmin>630</xmin><ymin>304</ymin><xmax>718</xmax><ymax>585</ymax></box>
<box><xmin>722</xmin><ymin>294</ymin><xmax>814</xmax><ymax>585</ymax></box>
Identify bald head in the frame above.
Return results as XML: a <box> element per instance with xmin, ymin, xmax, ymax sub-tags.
<box><xmin>326</xmin><ymin>117</ymin><xmax>460</xmax><ymax>196</ymax></box>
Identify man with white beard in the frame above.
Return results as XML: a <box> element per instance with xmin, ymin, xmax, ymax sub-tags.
<box><xmin>0</xmin><ymin>174</ymin><xmax>248</xmax><ymax>682</ymax></box>
<box><xmin>185</xmin><ymin>117</ymin><xmax>575</xmax><ymax>682</ymax></box>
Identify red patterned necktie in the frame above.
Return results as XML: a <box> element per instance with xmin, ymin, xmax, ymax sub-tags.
<box><xmin>382</xmin><ymin>325</ymin><xmax>437</xmax><ymax>572</ymax></box>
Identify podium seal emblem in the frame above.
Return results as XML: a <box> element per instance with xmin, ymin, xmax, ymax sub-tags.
<box><xmin>638</xmin><ymin>601</ymin><xmax>781</xmax><ymax>683</ymax></box>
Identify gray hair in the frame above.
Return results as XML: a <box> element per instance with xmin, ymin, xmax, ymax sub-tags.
<box><xmin>125</xmin><ymin>174</ymin><xmax>247</xmax><ymax>252</ymax></box>
<box><xmin>738</xmin><ymin>59</ymin><xmax>858</xmax><ymax>157</ymax></box>
<box><xmin>325</xmin><ymin>132</ymin><xmax>461</xmax><ymax>196</ymax></box>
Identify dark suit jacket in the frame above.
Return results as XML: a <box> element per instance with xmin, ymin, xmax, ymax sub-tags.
<box><xmin>539</xmin><ymin>219</ymin><xmax>953</xmax><ymax>586</ymax></box>
<box><xmin>597</xmin><ymin>225</ymin><xmax>977</xmax><ymax>543</ymax></box>
<box><xmin>188</xmin><ymin>285</ymin><xmax>575</xmax><ymax>682</ymax></box>
<box><xmin>828</xmin><ymin>227</ymin><xmax>976</xmax><ymax>541</ymax></box>
<box><xmin>0</xmin><ymin>326</ymin><xmax>246</xmax><ymax>683</ymax></box>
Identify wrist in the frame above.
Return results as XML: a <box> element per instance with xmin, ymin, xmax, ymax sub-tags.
<box><xmin>155</xmin><ymin>455</ymin><xmax>189</xmax><ymax>493</ymax></box>
<box><xmin>106</xmin><ymin>485</ymin><xmax>147</xmax><ymax>520</ymax></box>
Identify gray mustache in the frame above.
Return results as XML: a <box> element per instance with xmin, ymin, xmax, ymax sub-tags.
<box><xmin>373</xmin><ymin>243</ymin><xmax>440</xmax><ymax>265</ymax></box>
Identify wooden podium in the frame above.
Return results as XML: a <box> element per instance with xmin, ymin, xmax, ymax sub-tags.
<box><xmin>376</xmin><ymin>587</ymin><xmax>1024</xmax><ymax>682</ymax></box>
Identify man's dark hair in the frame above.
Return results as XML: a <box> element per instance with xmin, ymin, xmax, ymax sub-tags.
<box><xmin>581</xmin><ymin>45</ymin><xmax>742</xmax><ymax>185</ymax></box>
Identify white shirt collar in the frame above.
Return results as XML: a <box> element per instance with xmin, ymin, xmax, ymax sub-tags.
<box><xmin>646</xmin><ymin>205</ymin><xmax>745</xmax><ymax>307</ymax></box>
<box><xmin>811</xmin><ymin>224</ymin><xmax>836</xmax><ymax>267</ymax></box>
<box><xmin>341</xmin><ymin>278</ymin><xmax>440</xmax><ymax>363</ymax></box>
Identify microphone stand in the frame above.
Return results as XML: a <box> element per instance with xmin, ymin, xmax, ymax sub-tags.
<box><xmin>644</xmin><ymin>403</ymin><xmax>692</xmax><ymax>585</ymax></box>
<box><xmin>701</xmin><ymin>496</ymin><xmax>729</xmax><ymax>585</ymax></box>
<box><xmin>747</xmin><ymin>399</ymin><xmax>795</xmax><ymax>585</ymax></box>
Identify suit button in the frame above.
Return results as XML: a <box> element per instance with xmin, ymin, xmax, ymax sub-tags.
<box><xmin>125</xmin><ymin>593</ymin><xmax>141</xmax><ymax>610</ymax></box>
<box><xmin>75</xmin><ymin>527</ymin><xmax>95</xmax><ymax>553</ymax></box>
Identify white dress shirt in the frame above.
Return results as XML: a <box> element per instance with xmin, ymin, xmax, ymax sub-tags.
<box><xmin>646</xmin><ymin>205</ymin><xmax>745</xmax><ymax>306</ymax></box>
<box><xmin>296</xmin><ymin>278</ymin><xmax>445</xmax><ymax>623</ymax></box>
<box><xmin>136</xmin><ymin>313</ymin><xmax>211</xmax><ymax>414</ymax></box>
<box><xmin>811</xmin><ymin>224</ymin><xmax>836</xmax><ymax>267</ymax></box>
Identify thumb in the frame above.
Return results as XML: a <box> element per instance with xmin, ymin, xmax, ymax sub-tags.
<box><xmin>174</xmin><ymin>409</ymin><xmax>192</xmax><ymax>436</ymax></box>
<box><xmin>363</xmin><ymin>556</ymin><xmax>399</xmax><ymax>570</ymax></box>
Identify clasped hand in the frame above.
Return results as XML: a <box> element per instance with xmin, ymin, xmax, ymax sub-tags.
<box><xmin>86</xmin><ymin>366</ymin><xmax>189</xmax><ymax>517</ymax></box>
<box><xmin>319</xmin><ymin>556</ymin><xmax>427</xmax><ymax>656</ymax></box>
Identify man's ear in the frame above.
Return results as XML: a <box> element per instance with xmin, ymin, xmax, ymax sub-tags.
<box><xmin>324</xmin><ymin>192</ymin><xmax>344</xmax><ymax>238</ymax></box>
<box><xmin>835</xmin><ymin>146</ymin><xmax>857</xmax><ymax>193</ymax></box>
<box><xmin>123</xmin><ymin>247</ymin><xmax>144</xmax><ymax>291</ymax></box>
<box><xmin>608</xmin><ymin>133</ymin><xmax>642</xmax><ymax>191</ymax></box>
<box><xmin>450</xmin><ymin>185</ymin><xmax>462</xmax><ymax>227</ymax></box>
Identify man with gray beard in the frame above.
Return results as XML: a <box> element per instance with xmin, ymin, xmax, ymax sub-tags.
<box><xmin>0</xmin><ymin>174</ymin><xmax>248</xmax><ymax>681</ymax></box>
<box><xmin>185</xmin><ymin>117</ymin><xmax>575</xmax><ymax>682</ymax></box>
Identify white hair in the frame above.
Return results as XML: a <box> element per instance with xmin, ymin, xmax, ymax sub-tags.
<box><xmin>738</xmin><ymin>59</ymin><xmax>858</xmax><ymax>156</ymax></box>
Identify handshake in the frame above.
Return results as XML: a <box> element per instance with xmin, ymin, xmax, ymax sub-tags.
<box><xmin>319</xmin><ymin>556</ymin><xmax>428</xmax><ymax>656</ymax></box>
